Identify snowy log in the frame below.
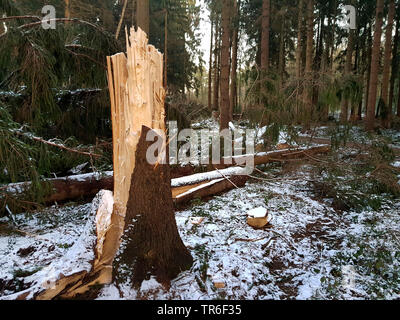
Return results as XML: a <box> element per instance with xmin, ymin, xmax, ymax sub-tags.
<box><xmin>1</xmin><ymin>145</ymin><xmax>330</xmax><ymax>206</ymax></box>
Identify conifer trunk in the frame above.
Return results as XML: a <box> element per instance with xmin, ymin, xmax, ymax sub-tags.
<box><xmin>296</xmin><ymin>0</ymin><xmax>304</xmax><ymax>79</ymax></box>
<box><xmin>278</xmin><ymin>17</ymin><xmax>285</xmax><ymax>88</ymax></box>
<box><xmin>340</xmin><ymin>28</ymin><xmax>355</xmax><ymax>123</ymax></box>
<box><xmin>64</xmin><ymin>0</ymin><xmax>71</xmax><ymax>19</ymax></box>
<box><xmin>230</xmin><ymin>0</ymin><xmax>239</xmax><ymax>116</ymax></box>
<box><xmin>366</xmin><ymin>0</ymin><xmax>384</xmax><ymax>131</ymax></box>
<box><xmin>137</xmin><ymin>0</ymin><xmax>150</xmax><ymax>35</ymax></box>
<box><xmin>164</xmin><ymin>9</ymin><xmax>168</xmax><ymax>88</ymax></box>
<box><xmin>303</xmin><ymin>0</ymin><xmax>314</xmax><ymax>121</ymax></box>
<box><xmin>213</xmin><ymin>17</ymin><xmax>220</xmax><ymax>112</ymax></box>
<box><xmin>220</xmin><ymin>0</ymin><xmax>232</xmax><ymax>131</ymax></box>
<box><xmin>261</xmin><ymin>0</ymin><xmax>270</xmax><ymax>74</ymax></box>
<box><xmin>389</xmin><ymin>20</ymin><xmax>399</xmax><ymax>119</ymax></box>
<box><xmin>381</xmin><ymin>0</ymin><xmax>395</xmax><ymax>128</ymax></box>
<box><xmin>398</xmin><ymin>83</ymin><xmax>400</xmax><ymax>117</ymax></box>
<box><xmin>208</xmin><ymin>18</ymin><xmax>214</xmax><ymax>111</ymax></box>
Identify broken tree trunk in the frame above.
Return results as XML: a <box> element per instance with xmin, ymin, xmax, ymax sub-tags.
<box><xmin>1</xmin><ymin>145</ymin><xmax>331</xmax><ymax>208</ymax></box>
<box><xmin>114</xmin><ymin>126</ymin><xmax>192</xmax><ymax>286</ymax></box>
<box><xmin>100</xmin><ymin>27</ymin><xmax>187</xmax><ymax>289</ymax></box>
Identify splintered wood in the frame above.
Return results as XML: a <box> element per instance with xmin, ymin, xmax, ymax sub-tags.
<box><xmin>100</xmin><ymin>27</ymin><xmax>166</xmax><ymax>279</ymax></box>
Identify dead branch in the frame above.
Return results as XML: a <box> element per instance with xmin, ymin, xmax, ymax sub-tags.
<box><xmin>13</xmin><ymin>130</ymin><xmax>102</xmax><ymax>158</ymax></box>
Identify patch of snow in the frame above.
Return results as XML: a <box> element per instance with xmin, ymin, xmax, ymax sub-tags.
<box><xmin>140</xmin><ymin>277</ymin><xmax>163</xmax><ymax>292</ymax></box>
<box><xmin>391</xmin><ymin>161</ymin><xmax>400</xmax><ymax>168</ymax></box>
<box><xmin>247</xmin><ymin>207</ymin><xmax>267</xmax><ymax>218</ymax></box>
<box><xmin>172</xmin><ymin>167</ymin><xmax>247</xmax><ymax>188</ymax></box>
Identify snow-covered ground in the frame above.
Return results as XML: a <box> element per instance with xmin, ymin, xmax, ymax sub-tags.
<box><xmin>0</xmin><ymin>203</ymin><xmax>92</xmax><ymax>296</ymax></box>
<box><xmin>97</xmin><ymin>166</ymin><xmax>400</xmax><ymax>300</ymax></box>
<box><xmin>1</xmin><ymin>122</ymin><xmax>399</xmax><ymax>300</ymax></box>
<box><xmin>1</xmin><ymin>166</ymin><xmax>399</xmax><ymax>300</ymax></box>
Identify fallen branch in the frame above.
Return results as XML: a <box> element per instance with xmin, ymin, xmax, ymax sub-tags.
<box><xmin>0</xmin><ymin>18</ymin><xmax>108</xmax><ymax>39</ymax></box>
<box><xmin>234</xmin><ymin>236</ymin><xmax>270</xmax><ymax>243</ymax></box>
<box><xmin>13</xmin><ymin>131</ymin><xmax>102</xmax><ymax>158</ymax></box>
<box><xmin>0</xmin><ymin>16</ymin><xmax>41</xmax><ymax>22</ymax></box>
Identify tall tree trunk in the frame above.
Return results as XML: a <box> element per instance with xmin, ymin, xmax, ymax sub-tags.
<box><xmin>213</xmin><ymin>17</ymin><xmax>220</xmax><ymax>112</ymax></box>
<box><xmin>115</xmin><ymin>0</ymin><xmax>129</xmax><ymax>40</ymax></box>
<box><xmin>65</xmin><ymin>0</ymin><xmax>71</xmax><ymax>18</ymax></box>
<box><xmin>350</xmin><ymin>41</ymin><xmax>361</xmax><ymax>122</ymax></box>
<box><xmin>278</xmin><ymin>17</ymin><xmax>286</xmax><ymax>88</ymax></box>
<box><xmin>366</xmin><ymin>0</ymin><xmax>384</xmax><ymax>131</ymax></box>
<box><xmin>230</xmin><ymin>0</ymin><xmax>239</xmax><ymax>116</ymax></box>
<box><xmin>312</xmin><ymin>14</ymin><xmax>324</xmax><ymax>118</ymax></box>
<box><xmin>398</xmin><ymin>81</ymin><xmax>400</xmax><ymax>117</ymax></box>
<box><xmin>260</xmin><ymin>0</ymin><xmax>271</xmax><ymax>106</ymax></box>
<box><xmin>381</xmin><ymin>0</ymin><xmax>395</xmax><ymax>128</ymax></box>
<box><xmin>340</xmin><ymin>28</ymin><xmax>355</xmax><ymax>123</ymax></box>
<box><xmin>208</xmin><ymin>18</ymin><xmax>214</xmax><ymax>111</ymax></box>
<box><xmin>303</xmin><ymin>0</ymin><xmax>314</xmax><ymax>121</ymax></box>
<box><xmin>164</xmin><ymin>9</ymin><xmax>168</xmax><ymax>89</ymax></box>
<box><xmin>295</xmin><ymin>0</ymin><xmax>304</xmax><ymax>118</ymax></box>
<box><xmin>330</xmin><ymin>0</ymin><xmax>338</xmax><ymax>72</ymax></box>
<box><xmin>220</xmin><ymin>0</ymin><xmax>232</xmax><ymax>131</ymax></box>
<box><xmin>137</xmin><ymin>0</ymin><xmax>150</xmax><ymax>35</ymax></box>
<box><xmin>296</xmin><ymin>0</ymin><xmax>304</xmax><ymax>79</ymax></box>
<box><xmin>261</xmin><ymin>0</ymin><xmax>270</xmax><ymax>73</ymax></box>
<box><xmin>389</xmin><ymin>20</ymin><xmax>399</xmax><ymax>119</ymax></box>
<box><xmin>364</xmin><ymin>24</ymin><xmax>373</xmax><ymax>121</ymax></box>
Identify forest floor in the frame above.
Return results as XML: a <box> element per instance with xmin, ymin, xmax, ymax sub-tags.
<box><xmin>1</xmin><ymin>120</ymin><xmax>400</xmax><ymax>300</ymax></box>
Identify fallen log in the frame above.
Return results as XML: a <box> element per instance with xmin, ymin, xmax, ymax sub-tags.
<box><xmin>1</xmin><ymin>145</ymin><xmax>330</xmax><ymax>206</ymax></box>
<box><xmin>173</xmin><ymin>175</ymin><xmax>248</xmax><ymax>205</ymax></box>
<box><xmin>222</xmin><ymin>144</ymin><xmax>331</xmax><ymax>167</ymax></box>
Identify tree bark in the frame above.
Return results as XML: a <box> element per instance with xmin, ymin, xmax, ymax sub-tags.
<box><xmin>137</xmin><ymin>0</ymin><xmax>150</xmax><ymax>35</ymax></box>
<box><xmin>230</xmin><ymin>0</ymin><xmax>239</xmax><ymax>117</ymax></box>
<box><xmin>296</xmin><ymin>0</ymin><xmax>304</xmax><ymax>79</ymax></box>
<box><xmin>364</xmin><ymin>23</ymin><xmax>373</xmax><ymax>121</ymax></box>
<box><xmin>115</xmin><ymin>0</ymin><xmax>128</xmax><ymax>40</ymax></box>
<box><xmin>261</xmin><ymin>0</ymin><xmax>270</xmax><ymax>73</ymax></box>
<box><xmin>278</xmin><ymin>16</ymin><xmax>286</xmax><ymax>88</ymax></box>
<box><xmin>219</xmin><ymin>0</ymin><xmax>232</xmax><ymax>131</ymax></box>
<box><xmin>303</xmin><ymin>0</ymin><xmax>314</xmax><ymax>121</ymax></box>
<box><xmin>208</xmin><ymin>18</ymin><xmax>214</xmax><ymax>111</ymax></box>
<box><xmin>381</xmin><ymin>0</ymin><xmax>395</xmax><ymax>128</ymax></box>
<box><xmin>389</xmin><ymin>19</ymin><xmax>399</xmax><ymax>119</ymax></box>
<box><xmin>366</xmin><ymin>0</ymin><xmax>384</xmax><ymax>131</ymax></box>
<box><xmin>64</xmin><ymin>0</ymin><xmax>71</xmax><ymax>19</ymax></box>
<box><xmin>115</xmin><ymin>126</ymin><xmax>193</xmax><ymax>287</ymax></box>
<box><xmin>164</xmin><ymin>9</ymin><xmax>168</xmax><ymax>89</ymax></box>
<box><xmin>340</xmin><ymin>28</ymin><xmax>355</xmax><ymax>123</ymax></box>
<box><xmin>398</xmin><ymin>80</ymin><xmax>400</xmax><ymax>117</ymax></box>
<box><xmin>213</xmin><ymin>16</ymin><xmax>220</xmax><ymax>112</ymax></box>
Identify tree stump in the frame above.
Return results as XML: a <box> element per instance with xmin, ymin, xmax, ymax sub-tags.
<box><xmin>115</xmin><ymin>126</ymin><xmax>193</xmax><ymax>287</ymax></box>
